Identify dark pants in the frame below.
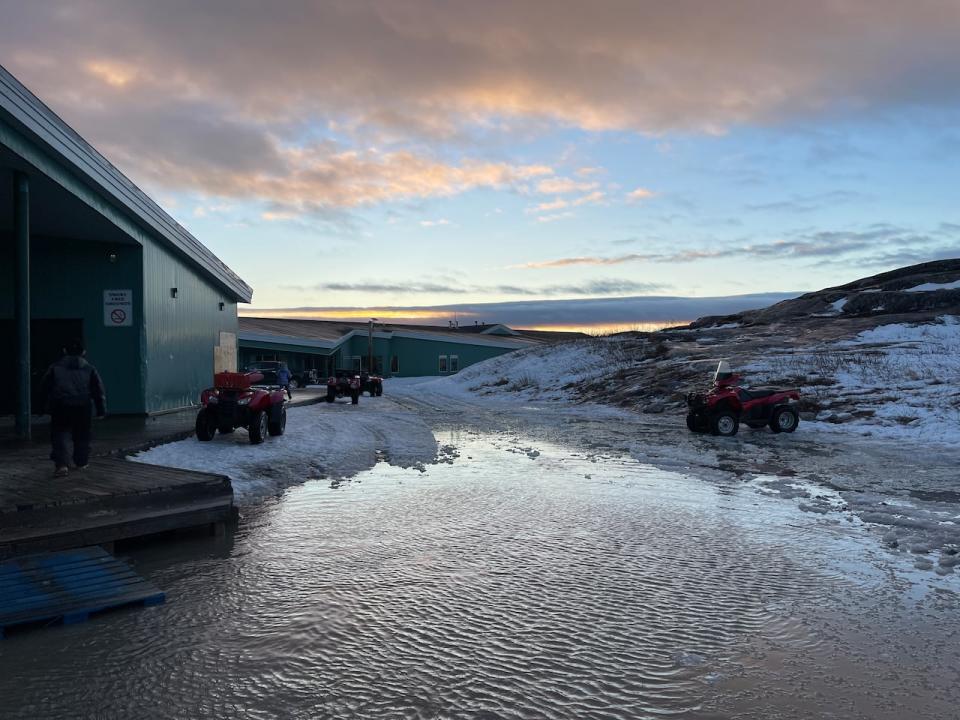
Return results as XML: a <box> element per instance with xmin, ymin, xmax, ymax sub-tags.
<box><xmin>283</xmin><ymin>384</ymin><xmax>292</xmax><ymax>399</ymax></box>
<box><xmin>50</xmin><ymin>404</ymin><xmax>93</xmax><ymax>468</ymax></box>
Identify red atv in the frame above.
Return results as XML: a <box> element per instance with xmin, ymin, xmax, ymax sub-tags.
<box><xmin>196</xmin><ymin>371</ymin><xmax>287</xmax><ymax>444</ymax></box>
<box><xmin>686</xmin><ymin>361</ymin><xmax>800</xmax><ymax>437</ymax></box>
<box><xmin>360</xmin><ymin>370</ymin><xmax>383</xmax><ymax>397</ymax></box>
<box><xmin>326</xmin><ymin>369</ymin><xmax>362</xmax><ymax>405</ymax></box>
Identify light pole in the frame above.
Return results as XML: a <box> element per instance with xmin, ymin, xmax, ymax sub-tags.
<box><xmin>368</xmin><ymin>317</ymin><xmax>377</xmax><ymax>373</ymax></box>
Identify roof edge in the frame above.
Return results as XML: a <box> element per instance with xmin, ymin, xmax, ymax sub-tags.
<box><xmin>0</xmin><ymin>64</ymin><xmax>253</xmax><ymax>303</ymax></box>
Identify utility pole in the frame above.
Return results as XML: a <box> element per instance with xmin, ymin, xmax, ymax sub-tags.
<box><xmin>368</xmin><ymin>317</ymin><xmax>377</xmax><ymax>373</ymax></box>
<box><xmin>14</xmin><ymin>172</ymin><xmax>31</xmax><ymax>440</ymax></box>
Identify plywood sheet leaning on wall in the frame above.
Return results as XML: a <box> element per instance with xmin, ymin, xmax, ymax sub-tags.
<box><xmin>215</xmin><ymin>331</ymin><xmax>237</xmax><ymax>373</ymax></box>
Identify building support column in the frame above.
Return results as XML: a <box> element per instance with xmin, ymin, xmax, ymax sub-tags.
<box><xmin>14</xmin><ymin>171</ymin><xmax>31</xmax><ymax>440</ymax></box>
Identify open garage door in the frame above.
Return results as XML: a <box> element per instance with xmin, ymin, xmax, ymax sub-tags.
<box><xmin>0</xmin><ymin>318</ymin><xmax>83</xmax><ymax>415</ymax></box>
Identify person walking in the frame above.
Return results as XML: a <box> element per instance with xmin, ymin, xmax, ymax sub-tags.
<box><xmin>277</xmin><ymin>362</ymin><xmax>293</xmax><ymax>400</ymax></box>
<box><xmin>40</xmin><ymin>339</ymin><xmax>106</xmax><ymax>477</ymax></box>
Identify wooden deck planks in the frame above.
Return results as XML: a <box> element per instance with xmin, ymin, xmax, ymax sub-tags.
<box><xmin>0</xmin><ymin>546</ymin><xmax>165</xmax><ymax>637</ymax></box>
<box><xmin>0</xmin><ymin>456</ymin><xmax>235</xmax><ymax>559</ymax></box>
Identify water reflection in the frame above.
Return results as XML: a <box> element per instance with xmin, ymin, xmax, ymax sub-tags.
<box><xmin>0</xmin><ymin>435</ymin><xmax>957</xmax><ymax>719</ymax></box>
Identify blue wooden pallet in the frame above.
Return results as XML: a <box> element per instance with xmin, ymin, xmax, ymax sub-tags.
<box><xmin>0</xmin><ymin>546</ymin><xmax>165</xmax><ymax>637</ymax></box>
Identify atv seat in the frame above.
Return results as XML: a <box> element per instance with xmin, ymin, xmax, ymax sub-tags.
<box><xmin>739</xmin><ymin>388</ymin><xmax>780</xmax><ymax>400</ymax></box>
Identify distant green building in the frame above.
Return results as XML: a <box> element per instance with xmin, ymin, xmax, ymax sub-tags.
<box><xmin>238</xmin><ymin>318</ymin><xmax>549</xmax><ymax>380</ymax></box>
<box><xmin>1</xmin><ymin>64</ymin><xmax>251</xmax><ymax>430</ymax></box>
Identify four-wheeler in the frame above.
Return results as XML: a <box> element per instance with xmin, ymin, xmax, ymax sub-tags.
<box><xmin>326</xmin><ymin>369</ymin><xmax>362</xmax><ymax>404</ymax></box>
<box><xmin>246</xmin><ymin>361</ymin><xmax>317</xmax><ymax>388</ymax></box>
<box><xmin>196</xmin><ymin>370</ymin><xmax>287</xmax><ymax>444</ymax></box>
<box><xmin>360</xmin><ymin>370</ymin><xmax>384</xmax><ymax>397</ymax></box>
<box><xmin>686</xmin><ymin>361</ymin><xmax>801</xmax><ymax>437</ymax></box>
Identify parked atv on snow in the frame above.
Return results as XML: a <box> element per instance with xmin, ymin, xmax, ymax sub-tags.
<box><xmin>360</xmin><ymin>371</ymin><xmax>383</xmax><ymax>397</ymax></box>
<box><xmin>326</xmin><ymin>369</ymin><xmax>362</xmax><ymax>404</ymax></box>
<box><xmin>686</xmin><ymin>361</ymin><xmax>800</xmax><ymax>437</ymax></box>
<box><xmin>196</xmin><ymin>370</ymin><xmax>287</xmax><ymax>444</ymax></box>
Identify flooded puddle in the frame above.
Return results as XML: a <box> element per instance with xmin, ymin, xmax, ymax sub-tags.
<box><xmin>1</xmin><ymin>433</ymin><xmax>958</xmax><ymax>719</ymax></box>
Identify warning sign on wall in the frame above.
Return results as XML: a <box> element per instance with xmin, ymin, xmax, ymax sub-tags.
<box><xmin>103</xmin><ymin>289</ymin><xmax>133</xmax><ymax>327</ymax></box>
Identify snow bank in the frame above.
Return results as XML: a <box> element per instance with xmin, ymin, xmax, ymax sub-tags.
<box><xmin>423</xmin><ymin>338</ymin><xmax>622</xmax><ymax>403</ymax></box>
<box><xmin>828</xmin><ymin>297</ymin><xmax>848</xmax><ymax>313</ymax></box>
<box><xmin>131</xmin><ymin>399</ymin><xmax>438</xmax><ymax>500</ymax></box>
<box><xmin>904</xmin><ymin>280</ymin><xmax>960</xmax><ymax>292</ymax></box>
<box><xmin>747</xmin><ymin>316</ymin><xmax>960</xmax><ymax>445</ymax></box>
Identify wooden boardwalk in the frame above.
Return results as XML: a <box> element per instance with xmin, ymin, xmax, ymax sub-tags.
<box><xmin>0</xmin><ymin>546</ymin><xmax>165</xmax><ymax>637</ymax></box>
<box><xmin>0</xmin><ymin>455</ymin><xmax>235</xmax><ymax>560</ymax></box>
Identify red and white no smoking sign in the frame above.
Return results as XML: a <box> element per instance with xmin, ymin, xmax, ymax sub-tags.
<box><xmin>103</xmin><ymin>289</ymin><xmax>133</xmax><ymax>327</ymax></box>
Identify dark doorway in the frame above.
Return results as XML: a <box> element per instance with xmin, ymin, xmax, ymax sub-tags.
<box><xmin>0</xmin><ymin>318</ymin><xmax>83</xmax><ymax>414</ymax></box>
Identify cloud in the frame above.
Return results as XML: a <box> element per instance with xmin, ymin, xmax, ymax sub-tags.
<box><xmin>536</xmin><ymin>177</ymin><xmax>599</xmax><ymax>195</ymax></box>
<box><xmin>572</xmin><ymin>190</ymin><xmax>606</xmax><ymax>207</ymax></box>
<box><xmin>528</xmin><ymin>198</ymin><xmax>569</xmax><ymax>213</ymax></box>
<box><xmin>745</xmin><ymin>190</ymin><xmax>862</xmax><ymax>213</ymax></box>
<box><xmin>244</xmin><ymin>291</ymin><xmax>802</xmax><ymax>328</ymax></box>
<box><xmin>512</xmin><ymin>224</ymin><xmax>960</xmax><ymax>268</ymax></box>
<box><xmin>283</xmin><ymin>278</ymin><xmax>667</xmax><ymax>298</ymax></box>
<box><xmin>626</xmin><ymin>187</ymin><xmax>656</xmax><ymax>203</ymax></box>
<box><xmin>513</xmin><ymin>253</ymin><xmax>655</xmax><ymax>269</ymax></box>
<box><xmin>420</xmin><ymin>218</ymin><xmax>452</xmax><ymax>226</ymax></box>
<box><xmin>5</xmin><ymin>2</ymin><xmax>960</xmax><ymax>220</ymax></box>
<box><xmin>120</xmin><ymin>137</ymin><xmax>552</xmax><ymax>214</ymax></box>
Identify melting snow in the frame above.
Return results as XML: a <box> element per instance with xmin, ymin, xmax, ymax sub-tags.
<box><xmin>904</xmin><ymin>279</ymin><xmax>960</xmax><ymax>292</ymax></box>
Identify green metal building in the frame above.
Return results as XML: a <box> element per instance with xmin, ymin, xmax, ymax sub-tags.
<box><xmin>1</xmin><ymin>65</ymin><xmax>252</xmax><ymax>434</ymax></box>
<box><xmin>238</xmin><ymin>318</ymin><xmax>547</xmax><ymax>379</ymax></box>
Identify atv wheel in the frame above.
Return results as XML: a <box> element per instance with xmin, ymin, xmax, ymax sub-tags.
<box><xmin>289</xmin><ymin>378</ymin><xmax>299</xmax><ymax>390</ymax></box>
<box><xmin>268</xmin><ymin>406</ymin><xmax>287</xmax><ymax>436</ymax></box>
<box><xmin>249</xmin><ymin>410</ymin><xmax>268</xmax><ymax>444</ymax></box>
<box><xmin>375</xmin><ymin>384</ymin><xmax>383</xmax><ymax>397</ymax></box>
<box><xmin>326</xmin><ymin>389</ymin><xmax>336</xmax><ymax>403</ymax></box>
<box><xmin>351</xmin><ymin>389</ymin><xmax>360</xmax><ymax>405</ymax></box>
<box><xmin>196</xmin><ymin>409</ymin><xmax>216</xmax><ymax>441</ymax></box>
<box><xmin>770</xmin><ymin>406</ymin><xmax>799</xmax><ymax>434</ymax></box>
<box><xmin>710</xmin><ymin>411</ymin><xmax>739</xmax><ymax>437</ymax></box>
<box><xmin>686</xmin><ymin>413</ymin><xmax>708</xmax><ymax>433</ymax></box>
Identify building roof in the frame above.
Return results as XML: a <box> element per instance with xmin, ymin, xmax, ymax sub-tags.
<box><xmin>238</xmin><ymin>317</ymin><xmax>556</xmax><ymax>352</ymax></box>
<box><xmin>0</xmin><ymin>64</ymin><xmax>253</xmax><ymax>303</ymax></box>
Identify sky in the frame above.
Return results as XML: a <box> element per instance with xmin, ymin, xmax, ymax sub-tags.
<box><xmin>2</xmin><ymin>1</ymin><xmax>959</xmax><ymax>330</ymax></box>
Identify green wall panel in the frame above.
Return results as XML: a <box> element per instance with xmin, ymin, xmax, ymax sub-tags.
<box><xmin>142</xmin><ymin>238</ymin><xmax>237</xmax><ymax>412</ymax></box>
<box><xmin>385</xmin><ymin>336</ymin><xmax>513</xmax><ymax>376</ymax></box>
<box><xmin>0</xmin><ymin>235</ymin><xmax>145</xmax><ymax>413</ymax></box>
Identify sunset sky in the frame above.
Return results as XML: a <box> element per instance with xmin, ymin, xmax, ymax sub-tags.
<box><xmin>2</xmin><ymin>1</ymin><xmax>959</xmax><ymax>328</ymax></box>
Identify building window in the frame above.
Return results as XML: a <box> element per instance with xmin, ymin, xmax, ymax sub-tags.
<box><xmin>449</xmin><ymin>355</ymin><xmax>459</xmax><ymax>373</ymax></box>
<box><xmin>391</xmin><ymin>355</ymin><xmax>399</xmax><ymax>374</ymax></box>
<box><xmin>438</xmin><ymin>355</ymin><xmax>448</xmax><ymax>373</ymax></box>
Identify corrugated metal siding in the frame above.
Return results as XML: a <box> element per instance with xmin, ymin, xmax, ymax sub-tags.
<box><xmin>1</xmin><ymin>65</ymin><xmax>252</xmax><ymax>302</ymax></box>
<box><xmin>0</xmin><ymin>237</ymin><xmax>146</xmax><ymax>414</ymax></box>
<box><xmin>142</xmin><ymin>238</ymin><xmax>237</xmax><ymax>412</ymax></box>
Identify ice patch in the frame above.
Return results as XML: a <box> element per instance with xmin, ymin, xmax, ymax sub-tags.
<box><xmin>904</xmin><ymin>279</ymin><xmax>960</xmax><ymax>292</ymax></box>
<box><xmin>130</xmin><ymin>399</ymin><xmax>438</xmax><ymax>500</ymax></box>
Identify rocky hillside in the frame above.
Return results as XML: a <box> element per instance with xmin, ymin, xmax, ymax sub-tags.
<box><xmin>691</xmin><ymin>258</ymin><xmax>960</xmax><ymax>331</ymax></box>
<box><xmin>447</xmin><ymin>259</ymin><xmax>960</xmax><ymax>444</ymax></box>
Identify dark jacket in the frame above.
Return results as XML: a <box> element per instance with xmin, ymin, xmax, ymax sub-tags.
<box><xmin>41</xmin><ymin>355</ymin><xmax>106</xmax><ymax>416</ymax></box>
<box><xmin>277</xmin><ymin>367</ymin><xmax>291</xmax><ymax>385</ymax></box>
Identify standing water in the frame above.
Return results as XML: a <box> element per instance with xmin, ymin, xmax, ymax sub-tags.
<box><xmin>1</xmin><ymin>433</ymin><xmax>957</xmax><ymax>719</ymax></box>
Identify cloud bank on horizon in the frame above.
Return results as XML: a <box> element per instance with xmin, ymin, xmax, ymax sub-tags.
<box><xmin>1</xmin><ymin>1</ymin><xmax>958</xmax><ymax>326</ymax></box>
<box><xmin>241</xmin><ymin>291</ymin><xmax>802</xmax><ymax>333</ymax></box>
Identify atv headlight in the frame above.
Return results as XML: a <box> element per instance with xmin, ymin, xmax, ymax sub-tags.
<box><xmin>237</xmin><ymin>397</ymin><xmax>251</xmax><ymax>405</ymax></box>
<box><xmin>207</xmin><ymin>396</ymin><xmax>218</xmax><ymax>404</ymax></box>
